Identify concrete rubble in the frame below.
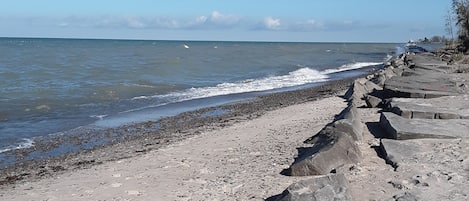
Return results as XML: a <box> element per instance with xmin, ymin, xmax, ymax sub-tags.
<box><xmin>270</xmin><ymin>48</ymin><xmax>469</xmax><ymax>200</ymax></box>
<box><xmin>389</xmin><ymin>95</ymin><xmax>469</xmax><ymax>119</ymax></box>
<box><xmin>268</xmin><ymin>174</ymin><xmax>353</xmax><ymax>201</ymax></box>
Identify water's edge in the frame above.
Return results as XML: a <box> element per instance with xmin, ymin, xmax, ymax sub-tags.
<box><xmin>0</xmin><ymin>75</ymin><xmax>359</xmax><ymax>186</ymax></box>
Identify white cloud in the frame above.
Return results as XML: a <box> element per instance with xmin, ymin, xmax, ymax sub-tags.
<box><xmin>196</xmin><ymin>16</ymin><xmax>208</xmax><ymax>24</ymax></box>
<box><xmin>46</xmin><ymin>11</ymin><xmax>240</xmax><ymax>30</ymax></box>
<box><xmin>125</xmin><ymin>16</ymin><xmax>145</xmax><ymax>28</ymax></box>
<box><xmin>263</xmin><ymin>17</ymin><xmax>281</xmax><ymax>30</ymax></box>
<box><xmin>209</xmin><ymin>11</ymin><xmax>239</xmax><ymax>25</ymax></box>
<box><xmin>189</xmin><ymin>11</ymin><xmax>240</xmax><ymax>29</ymax></box>
<box><xmin>20</xmin><ymin>13</ymin><xmax>386</xmax><ymax>35</ymax></box>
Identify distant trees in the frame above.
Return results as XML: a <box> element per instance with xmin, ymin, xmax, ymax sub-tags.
<box><xmin>451</xmin><ymin>0</ymin><xmax>469</xmax><ymax>52</ymax></box>
<box><xmin>417</xmin><ymin>36</ymin><xmax>446</xmax><ymax>43</ymax></box>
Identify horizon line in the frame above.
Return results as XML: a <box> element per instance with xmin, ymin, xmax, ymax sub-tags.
<box><xmin>0</xmin><ymin>36</ymin><xmax>404</xmax><ymax>44</ymax></box>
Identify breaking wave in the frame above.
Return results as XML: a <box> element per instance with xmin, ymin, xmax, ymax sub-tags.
<box><xmin>133</xmin><ymin>61</ymin><xmax>382</xmax><ymax>103</ymax></box>
<box><xmin>0</xmin><ymin>138</ymin><xmax>34</xmax><ymax>154</ymax></box>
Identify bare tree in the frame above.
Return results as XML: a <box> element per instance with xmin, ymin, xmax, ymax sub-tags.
<box><xmin>446</xmin><ymin>8</ymin><xmax>455</xmax><ymax>48</ymax></box>
<box><xmin>452</xmin><ymin>0</ymin><xmax>469</xmax><ymax>51</ymax></box>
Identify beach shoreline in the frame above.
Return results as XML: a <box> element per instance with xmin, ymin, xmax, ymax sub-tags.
<box><xmin>4</xmin><ymin>49</ymin><xmax>468</xmax><ymax>200</ymax></box>
<box><xmin>0</xmin><ymin>76</ymin><xmax>358</xmax><ymax>188</ymax></box>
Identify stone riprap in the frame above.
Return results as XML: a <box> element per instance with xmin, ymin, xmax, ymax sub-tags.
<box><xmin>383</xmin><ymin>72</ymin><xmax>467</xmax><ymax>98</ymax></box>
<box><xmin>344</xmin><ymin>78</ymin><xmax>383</xmax><ymax>107</ymax></box>
<box><xmin>380</xmin><ymin>112</ymin><xmax>469</xmax><ymax>140</ymax></box>
<box><xmin>269</xmin><ymin>173</ymin><xmax>353</xmax><ymax>201</ymax></box>
<box><xmin>333</xmin><ymin>104</ymin><xmax>363</xmax><ymax>142</ymax></box>
<box><xmin>286</xmin><ymin>125</ymin><xmax>362</xmax><ymax>176</ymax></box>
<box><xmin>380</xmin><ymin>139</ymin><xmax>423</xmax><ymax>169</ymax></box>
<box><xmin>389</xmin><ymin>95</ymin><xmax>469</xmax><ymax>119</ymax></box>
<box><xmin>273</xmin><ymin>50</ymin><xmax>469</xmax><ymax>201</ymax></box>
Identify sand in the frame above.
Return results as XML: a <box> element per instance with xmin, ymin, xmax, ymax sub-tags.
<box><xmin>0</xmin><ymin>95</ymin><xmax>348</xmax><ymax>200</ymax></box>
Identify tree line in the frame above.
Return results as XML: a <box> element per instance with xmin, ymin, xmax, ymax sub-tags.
<box><xmin>449</xmin><ymin>0</ymin><xmax>469</xmax><ymax>52</ymax></box>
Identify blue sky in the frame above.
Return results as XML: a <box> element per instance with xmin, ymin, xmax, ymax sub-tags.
<box><xmin>0</xmin><ymin>0</ymin><xmax>451</xmax><ymax>42</ymax></box>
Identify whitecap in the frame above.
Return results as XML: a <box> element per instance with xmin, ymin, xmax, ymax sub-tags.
<box><xmin>90</xmin><ymin>114</ymin><xmax>108</xmax><ymax>119</ymax></box>
<box><xmin>128</xmin><ymin>61</ymin><xmax>381</xmax><ymax>107</ymax></box>
<box><xmin>321</xmin><ymin>62</ymin><xmax>382</xmax><ymax>75</ymax></box>
<box><xmin>0</xmin><ymin>138</ymin><xmax>35</xmax><ymax>153</ymax></box>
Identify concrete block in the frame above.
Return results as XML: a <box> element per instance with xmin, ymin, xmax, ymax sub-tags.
<box><xmin>379</xmin><ymin>112</ymin><xmax>469</xmax><ymax>140</ymax></box>
<box><xmin>289</xmin><ymin>127</ymin><xmax>362</xmax><ymax>176</ymax></box>
<box><xmin>389</xmin><ymin>95</ymin><xmax>469</xmax><ymax>119</ymax></box>
<box><xmin>271</xmin><ymin>173</ymin><xmax>353</xmax><ymax>201</ymax></box>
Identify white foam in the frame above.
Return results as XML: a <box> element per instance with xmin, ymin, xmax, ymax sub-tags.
<box><xmin>154</xmin><ymin>67</ymin><xmax>328</xmax><ymax>102</ymax></box>
<box><xmin>131</xmin><ymin>96</ymin><xmax>149</xmax><ymax>100</ymax></box>
<box><xmin>0</xmin><ymin>138</ymin><xmax>34</xmax><ymax>153</ymax></box>
<box><xmin>90</xmin><ymin>114</ymin><xmax>108</xmax><ymax>119</ymax></box>
<box><xmin>131</xmin><ymin>62</ymin><xmax>381</xmax><ymax>104</ymax></box>
<box><xmin>321</xmin><ymin>62</ymin><xmax>382</xmax><ymax>75</ymax></box>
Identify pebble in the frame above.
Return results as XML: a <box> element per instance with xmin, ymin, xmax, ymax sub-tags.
<box><xmin>126</xmin><ymin>190</ymin><xmax>141</xmax><ymax>195</ymax></box>
<box><xmin>111</xmin><ymin>183</ymin><xmax>122</xmax><ymax>188</ymax></box>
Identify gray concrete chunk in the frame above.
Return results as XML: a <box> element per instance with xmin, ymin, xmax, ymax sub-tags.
<box><xmin>365</xmin><ymin>94</ymin><xmax>382</xmax><ymax>108</ymax></box>
<box><xmin>379</xmin><ymin>112</ymin><xmax>469</xmax><ymax>140</ymax></box>
<box><xmin>333</xmin><ymin>104</ymin><xmax>363</xmax><ymax>142</ymax></box>
<box><xmin>389</xmin><ymin>95</ymin><xmax>469</xmax><ymax>119</ymax></box>
<box><xmin>383</xmin><ymin>73</ymin><xmax>468</xmax><ymax>99</ymax></box>
<box><xmin>380</xmin><ymin>139</ymin><xmax>421</xmax><ymax>168</ymax></box>
<box><xmin>406</xmin><ymin>54</ymin><xmax>448</xmax><ymax>67</ymax></box>
<box><xmin>289</xmin><ymin>127</ymin><xmax>362</xmax><ymax>176</ymax></box>
<box><xmin>270</xmin><ymin>173</ymin><xmax>353</xmax><ymax>201</ymax></box>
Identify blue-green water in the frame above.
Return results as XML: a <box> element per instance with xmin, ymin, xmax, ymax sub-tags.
<box><xmin>0</xmin><ymin>38</ymin><xmax>397</xmax><ymax>153</ymax></box>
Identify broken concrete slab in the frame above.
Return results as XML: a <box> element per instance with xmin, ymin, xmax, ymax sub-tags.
<box><xmin>383</xmin><ymin>73</ymin><xmax>468</xmax><ymax>99</ymax></box>
<box><xmin>344</xmin><ymin>78</ymin><xmax>383</xmax><ymax>103</ymax></box>
<box><xmin>406</xmin><ymin>54</ymin><xmax>448</xmax><ymax>67</ymax></box>
<box><xmin>333</xmin><ymin>104</ymin><xmax>363</xmax><ymax>142</ymax></box>
<box><xmin>389</xmin><ymin>95</ymin><xmax>469</xmax><ymax>119</ymax></box>
<box><xmin>269</xmin><ymin>173</ymin><xmax>353</xmax><ymax>201</ymax></box>
<box><xmin>379</xmin><ymin>112</ymin><xmax>469</xmax><ymax>140</ymax></box>
<box><xmin>380</xmin><ymin>139</ymin><xmax>422</xmax><ymax>169</ymax></box>
<box><xmin>405</xmin><ymin>54</ymin><xmax>455</xmax><ymax>74</ymax></box>
<box><xmin>289</xmin><ymin>126</ymin><xmax>362</xmax><ymax>176</ymax></box>
<box><xmin>365</xmin><ymin>94</ymin><xmax>382</xmax><ymax>108</ymax></box>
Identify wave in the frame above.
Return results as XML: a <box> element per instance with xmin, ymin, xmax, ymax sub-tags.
<box><xmin>320</xmin><ymin>62</ymin><xmax>382</xmax><ymax>74</ymax></box>
<box><xmin>0</xmin><ymin>138</ymin><xmax>34</xmax><ymax>154</ymax></box>
<box><xmin>133</xmin><ymin>67</ymin><xmax>328</xmax><ymax>103</ymax></box>
<box><xmin>132</xmin><ymin>61</ymin><xmax>381</xmax><ymax>104</ymax></box>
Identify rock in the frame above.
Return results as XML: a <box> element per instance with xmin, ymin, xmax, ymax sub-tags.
<box><xmin>406</xmin><ymin>54</ymin><xmax>447</xmax><ymax>67</ymax></box>
<box><xmin>379</xmin><ymin>112</ymin><xmax>469</xmax><ymax>140</ymax></box>
<box><xmin>383</xmin><ymin>68</ymin><xmax>396</xmax><ymax>80</ymax></box>
<box><xmin>383</xmin><ymin>73</ymin><xmax>467</xmax><ymax>99</ymax></box>
<box><xmin>392</xmin><ymin>66</ymin><xmax>405</xmax><ymax>76</ymax></box>
<box><xmin>332</xmin><ymin>104</ymin><xmax>363</xmax><ymax>141</ymax></box>
<box><xmin>288</xmin><ymin>126</ymin><xmax>362</xmax><ymax>176</ymax></box>
<box><xmin>364</xmin><ymin>80</ymin><xmax>383</xmax><ymax>92</ymax></box>
<box><xmin>343</xmin><ymin>79</ymin><xmax>367</xmax><ymax>106</ymax></box>
<box><xmin>405</xmin><ymin>54</ymin><xmax>454</xmax><ymax>74</ymax></box>
<box><xmin>388</xmin><ymin>95</ymin><xmax>469</xmax><ymax>119</ymax></box>
<box><xmin>269</xmin><ymin>173</ymin><xmax>353</xmax><ymax>201</ymax></box>
<box><xmin>343</xmin><ymin>79</ymin><xmax>382</xmax><ymax>107</ymax></box>
<box><xmin>393</xmin><ymin>192</ymin><xmax>419</xmax><ymax>201</ymax></box>
<box><xmin>380</xmin><ymin>139</ymin><xmax>421</xmax><ymax>168</ymax></box>
<box><xmin>365</xmin><ymin>95</ymin><xmax>382</xmax><ymax>108</ymax></box>
<box><xmin>391</xmin><ymin>58</ymin><xmax>405</xmax><ymax>67</ymax></box>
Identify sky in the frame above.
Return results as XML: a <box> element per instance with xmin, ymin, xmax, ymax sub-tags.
<box><xmin>0</xmin><ymin>0</ymin><xmax>452</xmax><ymax>42</ymax></box>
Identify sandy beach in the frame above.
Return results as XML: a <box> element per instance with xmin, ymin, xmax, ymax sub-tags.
<box><xmin>0</xmin><ymin>75</ymin><xmax>359</xmax><ymax>199</ymax></box>
<box><xmin>1</xmin><ymin>90</ymin><xmax>349</xmax><ymax>200</ymax></box>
